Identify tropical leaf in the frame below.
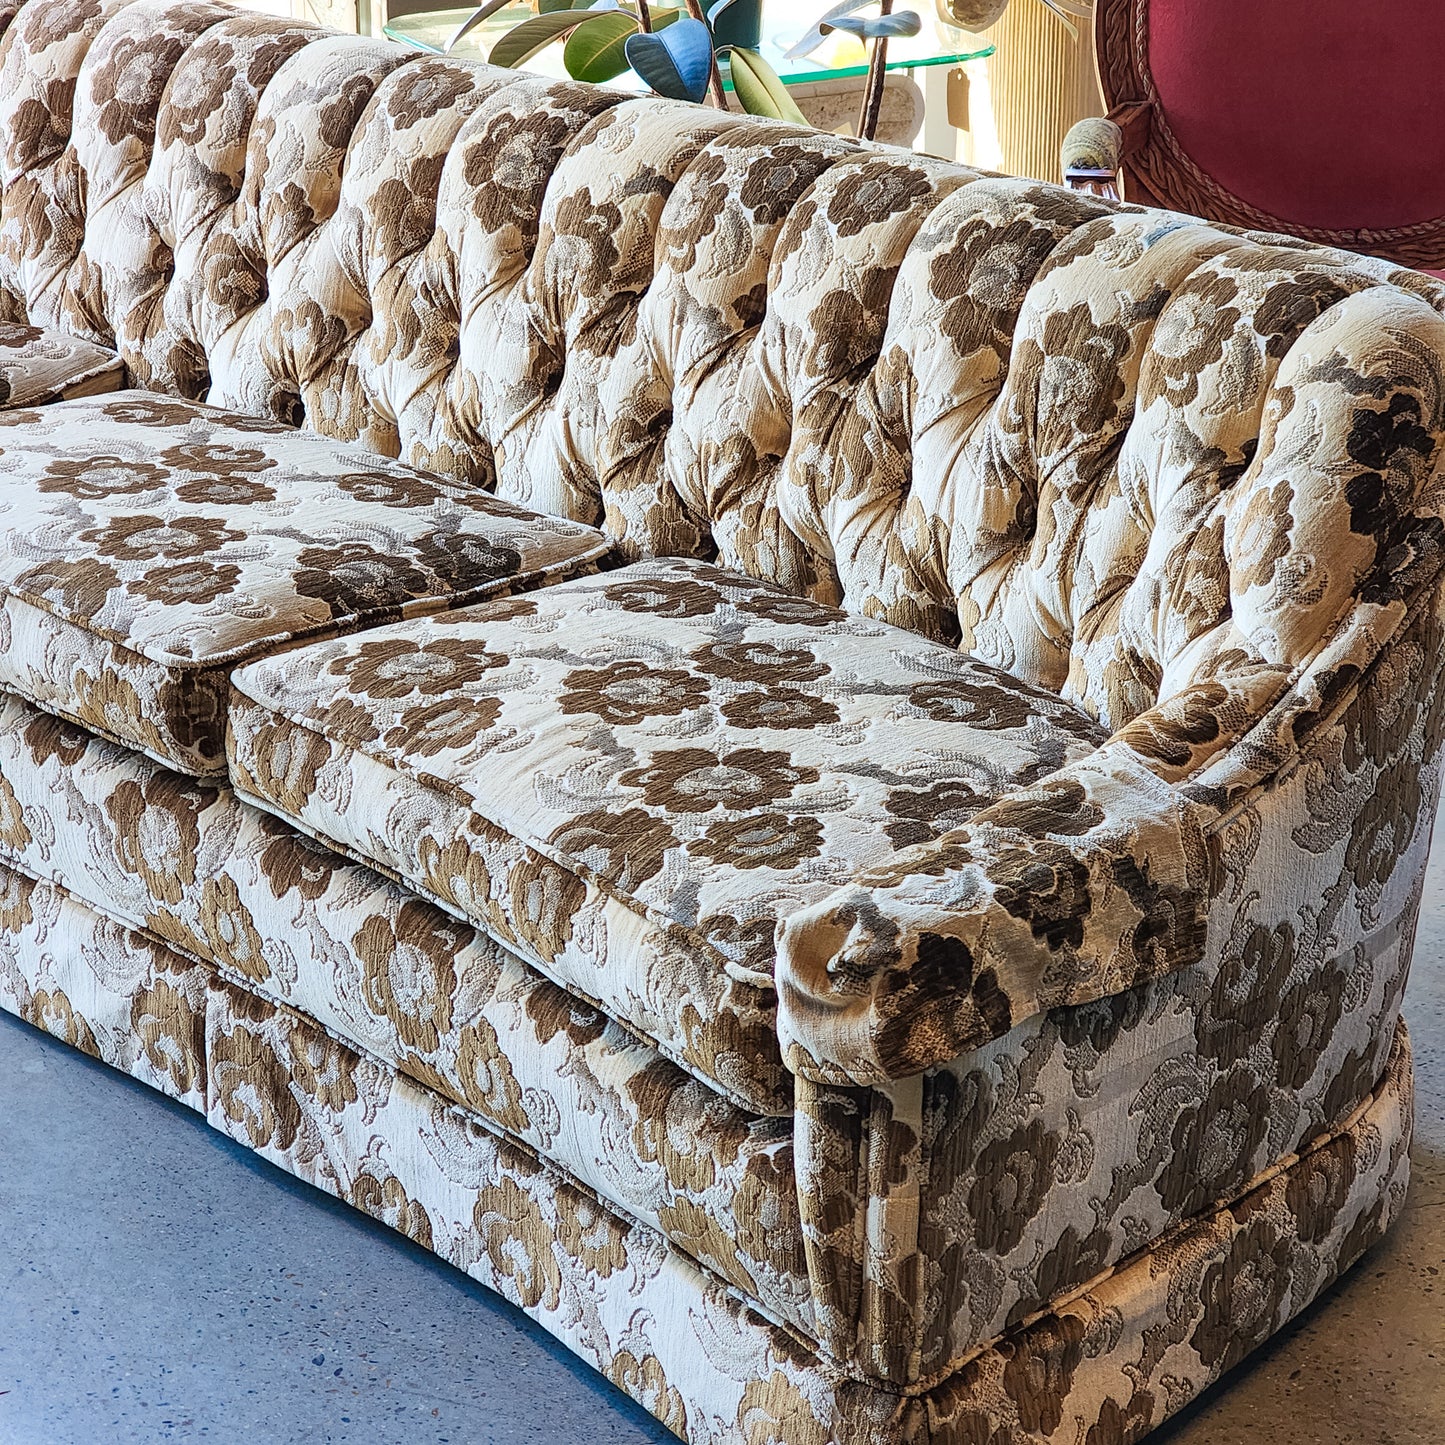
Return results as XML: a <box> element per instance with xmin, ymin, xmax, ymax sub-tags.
<box><xmin>725</xmin><ymin>45</ymin><xmax>808</xmax><ymax>123</ymax></box>
<box><xmin>624</xmin><ymin>16</ymin><xmax>714</xmax><ymax>101</ymax></box>
<box><xmin>783</xmin><ymin>0</ymin><xmax>874</xmax><ymax>59</ymax></box>
<box><xmin>705</xmin><ymin>0</ymin><xmax>760</xmax><ymax>46</ymax></box>
<box><xmin>489</xmin><ymin>9</ymin><xmax>594</xmax><ymax>66</ymax></box>
<box><xmin>821</xmin><ymin>11</ymin><xmax>924</xmax><ymax>39</ymax></box>
<box><xmin>538</xmin><ymin>0</ymin><xmax>584</xmax><ymax>11</ymax></box>
<box><xmin>563</xmin><ymin>9</ymin><xmax>640</xmax><ymax>79</ymax></box>
<box><xmin>564</xmin><ymin>6</ymin><xmax>681</xmax><ymax>79</ymax></box>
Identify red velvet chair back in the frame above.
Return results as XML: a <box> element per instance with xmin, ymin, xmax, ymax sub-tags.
<box><xmin>1097</xmin><ymin>0</ymin><xmax>1445</xmax><ymax>267</ymax></box>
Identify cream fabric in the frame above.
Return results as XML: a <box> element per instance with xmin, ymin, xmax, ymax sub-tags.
<box><xmin>0</xmin><ymin>319</ymin><xmax>124</xmax><ymax>406</ymax></box>
<box><xmin>0</xmin><ymin>878</ymin><xmax>1415</xmax><ymax>1445</ymax></box>
<box><xmin>0</xmin><ymin>672</ymin><xmax>1419</xmax><ymax>1376</ymax></box>
<box><xmin>0</xmin><ymin>692</ymin><xmax>813</xmax><ymax>1330</ymax></box>
<box><xmin>2</xmin><ymin>0</ymin><xmax>1445</xmax><ymax>1435</ymax></box>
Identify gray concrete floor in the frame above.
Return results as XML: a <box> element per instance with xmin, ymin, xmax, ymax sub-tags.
<box><xmin>1</xmin><ymin>834</ymin><xmax>1443</xmax><ymax>1445</ymax></box>
<box><xmin>0</xmin><ymin>1017</ymin><xmax>674</xmax><ymax>1444</ymax></box>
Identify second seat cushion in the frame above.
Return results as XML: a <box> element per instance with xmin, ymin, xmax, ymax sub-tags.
<box><xmin>230</xmin><ymin>558</ymin><xmax>1109</xmax><ymax>1114</ymax></box>
<box><xmin>0</xmin><ymin>394</ymin><xmax>611</xmax><ymax>776</ymax></box>
<box><xmin>0</xmin><ymin>320</ymin><xmax>126</xmax><ymax>409</ymax></box>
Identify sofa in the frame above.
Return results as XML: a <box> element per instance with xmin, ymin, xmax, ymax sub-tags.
<box><xmin>1</xmin><ymin>0</ymin><xmax>1443</xmax><ymax>1439</ymax></box>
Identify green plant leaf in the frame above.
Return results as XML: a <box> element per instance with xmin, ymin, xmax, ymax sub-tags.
<box><xmin>563</xmin><ymin>6</ymin><xmax>680</xmax><ymax>80</ymax></box>
<box><xmin>490</xmin><ymin>9</ymin><xmax>594</xmax><ymax>66</ymax></box>
<box><xmin>725</xmin><ymin>46</ymin><xmax>808</xmax><ymax>123</ymax></box>
<box><xmin>707</xmin><ymin>0</ymin><xmax>760</xmax><ymax>46</ymax></box>
<box><xmin>538</xmin><ymin>0</ymin><xmax>582</xmax><ymax>12</ymax></box>
<box><xmin>563</xmin><ymin>9</ymin><xmax>639</xmax><ymax>79</ymax></box>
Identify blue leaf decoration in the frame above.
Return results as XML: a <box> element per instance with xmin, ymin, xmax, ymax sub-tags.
<box><xmin>821</xmin><ymin>11</ymin><xmax>924</xmax><ymax>39</ymax></box>
<box><xmin>624</xmin><ymin>16</ymin><xmax>714</xmax><ymax>103</ymax></box>
<box><xmin>784</xmin><ymin>0</ymin><xmax>873</xmax><ymax>60</ymax></box>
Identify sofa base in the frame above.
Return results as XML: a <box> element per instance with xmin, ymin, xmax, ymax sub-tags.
<box><xmin>0</xmin><ymin>876</ymin><xmax>1415</xmax><ymax>1445</ymax></box>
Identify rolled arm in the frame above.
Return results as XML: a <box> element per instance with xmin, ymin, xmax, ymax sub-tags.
<box><xmin>776</xmin><ymin>740</ymin><xmax>1213</xmax><ymax>1087</ymax></box>
<box><xmin>779</xmin><ymin>280</ymin><xmax>1445</xmax><ymax>1090</ymax></box>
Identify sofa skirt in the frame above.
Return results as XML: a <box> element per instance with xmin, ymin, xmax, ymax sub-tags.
<box><xmin>0</xmin><ymin>864</ymin><xmax>1414</xmax><ymax>1445</ymax></box>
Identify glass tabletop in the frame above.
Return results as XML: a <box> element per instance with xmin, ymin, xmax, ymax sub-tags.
<box><xmin>382</xmin><ymin>5</ymin><xmax>993</xmax><ymax>89</ymax></box>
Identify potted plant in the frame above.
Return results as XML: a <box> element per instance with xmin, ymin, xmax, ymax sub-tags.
<box><xmin>449</xmin><ymin>0</ymin><xmax>924</xmax><ymax>140</ymax></box>
<box><xmin>785</xmin><ymin>1</ymin><xmax>924</xmax><ymax>141</ymax></box>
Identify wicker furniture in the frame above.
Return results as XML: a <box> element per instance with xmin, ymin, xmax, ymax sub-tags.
<box><xmin>1061</xmin><ymin>0</ymin><xmax>1445</xmax><ymax>269</ymax></box>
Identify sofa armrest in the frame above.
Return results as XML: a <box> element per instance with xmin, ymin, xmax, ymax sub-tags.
<box><xmin>789</xmin><ymin>573</ymin><xmax>1445</xmax><ymax>1381</ymax></box>
<box><xmin>780</xmin><ymin>282</ymin><xmax>1445</xmax><ymax>1090</ymax></box>
<box><xmin>1060</xmin><ymin>102</ymin><xmax>1151</xmax><ymax>197</ymax></box>
<box><xmin>777</xmin><ymin>738</ymin><xmax>1212</xmax><ymax>1087</ymax></box>
<box><xmin>0</xmin><ymin>320</ymin><xmax>126</xmax><ymax>409</ymax></box>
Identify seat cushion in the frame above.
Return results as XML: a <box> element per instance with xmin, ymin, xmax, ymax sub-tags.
<box><xmin>0</xmin><ymin>321</ymin><xmax>126</xmax><ymax>409</ymax></box>
<box><xmin>229</xmin><ymin>557</ymin><xmax>1108</xmax><ymax>1114</ymax></box>
<box><xmin>0</xmin><ymin>393</ymin><xmax>611</xmax><ymax>776</ymax></box>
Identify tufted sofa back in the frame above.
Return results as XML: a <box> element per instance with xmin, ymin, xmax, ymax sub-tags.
<box><xmin>4</xmin><ymin>0</ymin><xmax>1445</xmax><ymax>746</ymax></box>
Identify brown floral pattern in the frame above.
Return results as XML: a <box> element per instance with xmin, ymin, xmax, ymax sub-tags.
<box><xmin>195</xmin><ymin>976</ymin><xmax>1417</xmax><ymax>1445</ymax></box>
<box><xmin>0</xmin><ymin>319</ymin><xmax>124</xmax><ymax>407</ymax></box>
<box><xmin>0</xmin><ymin>690</ymin><xmax>810</xmax><ymax>1331</ymax></box>
<box><xmin>228</xmin><ymin>558</ymin><xmax>1107</xmax><ymax>1111</ymax></box>
<box><xmin>0</xmin><ymin>863</ymin><xmax>209</xmax><ymax>1110</ymax></box>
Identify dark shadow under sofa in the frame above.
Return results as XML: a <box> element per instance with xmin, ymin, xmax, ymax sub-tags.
<box><xmin>1</xmin><ymin>0</ymin><xmax>1443</xmax><ymax>1439</ymax></box>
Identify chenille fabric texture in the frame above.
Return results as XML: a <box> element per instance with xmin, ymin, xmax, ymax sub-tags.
<box><xmin>2</xmin><ymin>0</ymin><xmax>1445</xmax><ymax>1439</ymax></box>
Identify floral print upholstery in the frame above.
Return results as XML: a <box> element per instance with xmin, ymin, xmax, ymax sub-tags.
<box><xmin>0</xmin><ymin>865</ymin><xmax>209</xmax><ymax>1107</ymax></box>
<box><xmin>0</xmin><ymin>319</ymin><xmax>124</xmax><ymax>406</ymax></box>
<box><xmin>776</xmin><ymin>281</ymin><xmax>1445</xmax><ymax>1086</ymax></box>
<box><xmin>4</xmin><ymin>0</ymin><xmax>1441</xmax><ymax>729</ymax></box>
<box><xmin>0</xmin><ymin>394</ymin><xmax>609</xmax><ymax>774</ymax></box>
<box><xmin>800</xmin><ymin>588</ymin><xmax>1445</xmax><ymax>1380</ymax></box>
<box><xmin>0</xmin><ymin>619</ymin><xmax>1429</xmax><ymax>1387</ymax></box>
<box><xmin>0</xmin><ymin>863</ymin><xmax>1417</xmax><ymax>1442</ymax></box>
<box><xmin>2</xmin><ymin>0</ymin><xmax>1445</xmax><ymax>1437</ymax></box>
<box><xmin>0</xmin><ymin>657</ymin><xmax>1426</xmax><ymax>1382</ymax></box>
<box><xmin>200</xmin><ymin>1001</ymin><xmax>1417</xmax><ymax>1445</ymax></box>
<box><xmin>227</xmin><ymin>558</ymin><xmax>1107</xmax><ymax>1114</ymax></box>
<box><xmin>0</xmin><ymin>692</ymin><xmax>812</xmax><ymax>1332</ymax></box>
